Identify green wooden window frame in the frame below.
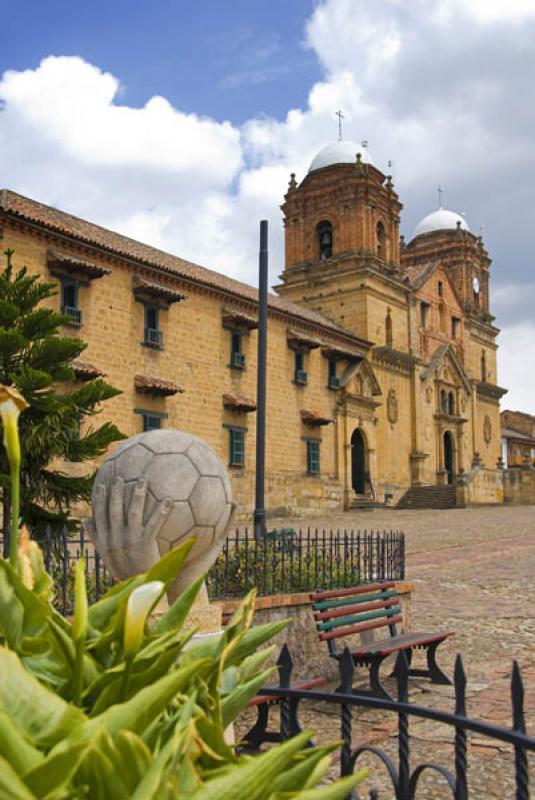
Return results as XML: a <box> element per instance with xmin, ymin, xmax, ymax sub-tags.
<box><xmin>134</xmin><ymin>408</ymin><xmax>168</xmax><ymax>432</ymax></box>
<box><xmin>144</xmin><ymin>303</ymin><xmax>163</xmax><ymax>348</ymax></box>
<box><xmin>306</xmin><ymin>439</ymin><xmax>320</xmax><ymax>475</ymax></box>
<box><xmin>60</xmin><ymin>278</ymin><xmax>81</xmax><ymax>325</ymax></box>
<box><xmin>225</xmin><ymin>425</ymin><xmax>245</xmax><ymax>467</ymax></box>
<box><xmin>294</xmin><ymin>351</ymin><xmax>307</xmax><ymax>384</ymax></box>
<box><xmin>230</xmin><ymin>331</ymin><xmax>245</xmax><ymax>369</ymax></box>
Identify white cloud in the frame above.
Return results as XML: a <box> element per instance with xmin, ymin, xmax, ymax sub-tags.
<box><xmin>498</xmin><ymin>324</ymin><xmax>535</xmax><ymax>412</ymax></box>
<box><xmin>1</xmin><ymin>0</ymin><xmax>534</xmax><ymax>411</ymax></box>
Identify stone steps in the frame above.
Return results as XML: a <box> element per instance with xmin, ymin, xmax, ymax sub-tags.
<box><xmin>349</xmin><ymin>495</ymin><xmax>387</xmax><ymax>511</ymax></box>
<box><xmin>396</xmin><ymin>485</ymin><xmax>457</xmax><ymax>510</ymax></box>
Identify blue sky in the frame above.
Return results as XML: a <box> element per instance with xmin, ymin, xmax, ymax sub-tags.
<box><xmin>1</xmin><ymin>0</ymin><xmax>535</xmax><ymax>410</ymax></box>
<box><xmin>2</xmin><ymin>0</ymin><xmax>321</xmax><ymax>123</ymax></box>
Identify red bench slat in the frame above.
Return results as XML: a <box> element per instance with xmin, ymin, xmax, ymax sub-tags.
<box><xmin>248</xmin><ymin>676</ymin><xmax>327</xmax><ymax>706</ymax></box>
<box><xmin>319</xmin><ymin>614</ymin><xmax>403</xmax><ymax>641</ymax></box>
<box><xmin>310</xmin><ymin>581</ymin><xmax>395</xmax><ymax>602</ymax></box>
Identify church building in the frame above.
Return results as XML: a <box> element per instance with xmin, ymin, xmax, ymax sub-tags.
<box><xmin>0</xmin><ymin>140</ymin><xmax>507</xmax><ymax>518</ymax></box>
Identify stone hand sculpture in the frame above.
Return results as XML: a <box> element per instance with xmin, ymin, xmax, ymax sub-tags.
<box><xmin>86</xmin><ymin>430</ymin><xmax>235</xmax><ymax>603</ymax></box>
<box><xmin>85</xmin><ymin>478</ymin><xmax>172</xmax><ymax>580</ymax></box>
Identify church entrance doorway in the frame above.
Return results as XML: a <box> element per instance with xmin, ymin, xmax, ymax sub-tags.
<box><xmin>351</xmin><ymin>428</ymin><xmax>367</xmax><ymax>494</ymax></box>
<box><xmin>443</xmin><ymin>431</ymin><xmax>454</xmax><ymax>484</ymax></box>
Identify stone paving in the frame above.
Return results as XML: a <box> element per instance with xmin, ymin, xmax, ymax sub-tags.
<box><xmin>236</xmin><ymin>505</ymin><xmax>535</xmax><ymax>798</ymax></box>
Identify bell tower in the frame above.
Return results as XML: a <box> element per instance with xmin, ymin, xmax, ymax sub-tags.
<box><xmin>277</xmin><ymin>141</ymin><xmax>403</xmax><ymax>321</ymax></box>
<box><xmin>281</xmin><ymin>143</ymin><xmax>402</xmax><ymax>270</ymax></box>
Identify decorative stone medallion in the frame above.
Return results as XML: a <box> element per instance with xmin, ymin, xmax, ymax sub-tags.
<box><xmin>483</xmin><ymin>415</ymin><xmax>492</xmax><ymax>444</ymax></box>
<box><xmin>387</xmin><ymin>388</ymin><xmax>398</xmax><ymax>424</ymax></box>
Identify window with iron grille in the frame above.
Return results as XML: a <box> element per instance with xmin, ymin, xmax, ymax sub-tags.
<box><xmin>227</xmin><ymin>426</ymin><xmax>245</xmax><ymax>467</ymax></box>
<box><xmin>230</xmin><ymin>332</ymin><xmax>245</xmax><ymax>369</ymax></box>
<box><xmin>144</xmin><ymin>304</ymin><xmax>163</xmax><ymax>348</ymax></box>
<box><xmin>60</xmin><ymin>278</ymin><xmax>82</xmax><ymax>325</ymax></box>
<box><xmin>294</xmin><ymin>351</ymin><xmax>307</xmax><ymax>384</ymax></box>
<box><xmin>306</xmin><ymin>439</ymin><xmax>320</xmax><ymax>475</ymax></box>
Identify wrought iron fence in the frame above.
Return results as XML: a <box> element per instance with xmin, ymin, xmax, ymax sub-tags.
<box><xmin>1</xmin><ymin>525</ymin><xmax>404</xmax><ymax>614</ymax></box>
<box><xmin>207</xmin><ymin>527</ymin><xmax>405</xmax><ymax>598</ymax></box>
<box><xmin>247</xmin><ymin>645</ymin><xmax>535</xmax><ymax>800</ymax></box>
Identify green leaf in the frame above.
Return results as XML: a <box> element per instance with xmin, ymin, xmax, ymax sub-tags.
<box><xmin>272</xmin><ymin>771</ymin><xmax>368</xmax><ymax>799</ymax></box>
<box><xmin>144</xmin><ymin>538</ymin><xmax>196</xmax><ymax>587</ymax></box>
<box><xmin>0</xmin><ymin>710</ymin><xmax>43</xmax><ymax>775</ymax></box>
<box><xmin>191</xmin><ymin>731</ymin><xmax>315</xmax><ymax>800</ymax></box>
<box><xmin>151</xmin><ymin>575</ymin><xmax>205</xmax><ymax>636</ymax></box>
<box><xmin>221</xmin><ymin>667</ymin><xmax>275</xmax><ymax>728</ymax></box>
<box><xmin>23</xmin><ymin>742</ymin><xmax>89</xmax><ymax>797</ymax></box>
<box><xmin>0</xmin><ymin>755</ymin><xmax>36</xmax><ymax>800</ymax></box>
<box><xmin>0</xmin><ymin>647</ymin><xmax>86</xmax><ymax>749</ymax></box>
<box><xmin>78</xmin><ymin>658</ymin><xmax>211</xmax><ymax>741</ymax></box>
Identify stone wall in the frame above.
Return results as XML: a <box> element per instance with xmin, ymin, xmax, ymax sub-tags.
<box><xmin>503</xmin><ymin>465</ymin><xmax>535</xmax><ymax>505</ymax></box>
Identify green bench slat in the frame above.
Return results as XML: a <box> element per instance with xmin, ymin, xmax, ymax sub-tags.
<box><xmin>313</xmin><ymin>589</ymin><xmax>398</xmax><ymax>612</ymax></box>
<box><xmin>318</xmin><ymin>605</ymin><xmax>401</xmax><ymax>632</ymax></box>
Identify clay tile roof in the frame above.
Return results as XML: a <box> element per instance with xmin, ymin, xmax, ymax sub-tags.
<box><xmin>287</xmin><ymin>328</ymin><xmax>323</xmax><ymax>349</ymax></box>
<box><xmin>321</xmin><ymin>343</ymin><xmax>364</xmax><ymax>360</ymax></box>
<box><xmin>48</xmin><ymin>250</ymin><xmax>110</xmax><ymax>280</ymax></box>
<box><xmin>133</xmin><ymin>277</ymin><xmax>186</xmax><ymax>304</ymax></box>
<box><xmin>223</xmin><ymin>393</ymin><xmax>257</xmax><ymax>413</ymax></box>
<box><xmin>222</xmin><ymin>307</ymin><xmax>258</xmax><ymax>330</ymax></box>
<box><xmin>0</xmin><ymin>189</ymin><xmax>371</xmax><ymax>347</ymax></box>
<box><xmin>134</xmin><ymin>374</ymin><xmax>183</xmax><ymax>397</ymax></box>
<box><xmin>300</xmin><ymin>409</ymin><xmax>334</xmax><ymax>426</ymax></box>
<box><xmin>72</xmin><ymin>360</ymin><xmax>105</xmax><ymax>381</ymax></box>
<box><xmin>501</xmin><ymin>427</ymin><xmax>535</xmax><ymax>443</ymax></box>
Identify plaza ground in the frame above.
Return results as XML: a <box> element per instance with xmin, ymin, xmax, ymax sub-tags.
<box><xmin>238</xmin><ymin>504</ymin><xmax>535</xmax><ymax>797</ymax></box>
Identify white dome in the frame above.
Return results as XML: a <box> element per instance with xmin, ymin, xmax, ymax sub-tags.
<box><xmin>308</xmin><ymin>140</ymin><xmax>374</xmax><ymax>173</ymax></box>
<box><xmin>414</xmin><ymin>208</ymin><xmax>470</xmax><ymax>238</ymax></box>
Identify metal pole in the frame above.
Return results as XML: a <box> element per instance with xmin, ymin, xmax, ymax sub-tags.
<box><xmin>254</xmin><ymin>220</ymin><xmax>268</xmax><ymax>539</ymax></box>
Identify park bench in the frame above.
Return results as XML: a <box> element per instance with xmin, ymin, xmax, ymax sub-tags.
<box><xmin>310</xmin><ymin>581</ymin><xmax>454</xmax><ymax>700</ymax></box>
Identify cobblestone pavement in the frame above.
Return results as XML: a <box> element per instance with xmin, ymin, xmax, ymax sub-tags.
<box><xmin>236</xmin><ymin>505</ymin><xmax>535</xmax><ymax>798</ymax></box>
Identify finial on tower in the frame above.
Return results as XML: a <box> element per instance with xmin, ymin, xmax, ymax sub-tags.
<box><xmin>335</xmin><ymin>109</ymin><xmax>345</xmax><ymax>141</ymax></box>
<box><xmin>288</xmin><ymin>172</ymin><xmax>297</xmax><ymax>192</ymax></box>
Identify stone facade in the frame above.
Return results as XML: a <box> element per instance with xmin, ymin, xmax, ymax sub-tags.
<box><xmin>0</xmin><ymin>149</ymin><xmax>508</xmax><ymax>519</ymax></box>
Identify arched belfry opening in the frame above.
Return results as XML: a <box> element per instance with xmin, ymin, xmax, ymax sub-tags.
<box><xmin>443</xmin><ymin>430</ymin><xmax>455</xmax><ymax>484</ymax></box>
<box><xmin>351</xmin><ymin>428</ymin><xmax>367</xmax><ymax>494</ymax></box>
<box><xmin>376</xmin><ymin>221</ymin><xmax>387</xmax><ymax>259</ymax></box>
<box><xmin>316</xmin><ymin>220</ymin><xmax>333</xmax><ymax>261</ymax></box>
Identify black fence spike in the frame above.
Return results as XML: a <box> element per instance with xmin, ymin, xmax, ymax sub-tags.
<box><xmin>512</xmin><ymin>660</ymin><xmax>526</xmax><ymax>733</ymax></box>
<box><xmin>395</xmin><ymin>650</ymin><xmax>409</xmax><ymax>703</ymax></box>
<box><xmin>454</xmin><ymin>654</ymin><xmax>467</xmax><ymax>716</ymax></box>
<box><xmin>339</xmin><ymin>646</ymin><xmax>354</xmax><ymax>694</ymax></box>
<box><xmin>277</xmin><ymin>644</ymin><xmax>293</xmax><ymax>688</ymax></box>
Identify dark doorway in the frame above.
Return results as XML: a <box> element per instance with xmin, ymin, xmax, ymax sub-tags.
<box><xmin>351</xmin><ymin>429</ymin><xmax>366</xmax><ymax>494</ymax></box>
<box><xmin>444</xmin><ymin>431</ymin><xmax>454</xmax><ymax>484</ymax></box>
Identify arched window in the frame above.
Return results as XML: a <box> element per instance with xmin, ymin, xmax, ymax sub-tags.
<box><xmin>376</xmin><ymin>221</ymin><xmax>387</xmax><ymax>259</ymax></box>
<box><xmin>316</xmin><ymin>220</ymin><xmax>333</xmax><ymax>260</ymax></box>
<box><xmin>481</xmin><ymin>351</ymin><xmax>487</xmax><ymax>382</ymax></box>
<box><xmin>448</xmin><ymin>391</ymin><xmax>455</xmax><ymax>415</ymax></box>
<box><xmin>385</xmin><ymin>310</ymin><xmax>393</xmax><ymax>347</ymax></box>
<box><xmin>440</xmin><ymin>389</ymin><xmax>448</xmax><ymax>413</ymax></box>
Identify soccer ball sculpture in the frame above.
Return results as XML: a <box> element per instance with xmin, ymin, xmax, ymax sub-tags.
<box><xmin>87</xmin><ymin>429</ymin><xmax>234</xmax><ymax>601</ymax></box>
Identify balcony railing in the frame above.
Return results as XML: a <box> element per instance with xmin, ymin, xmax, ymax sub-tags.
<box><xmin>230</xmin><ymin>351</ymin><xmax>246</xmax><ymax>369</ymax></box>
<box><xmin>294</xmin><ymin>369</ymin><xmax>308</xmax><ymax>385</ymax></box>
<box><xmin>328</xmin><ymin>375</ymin><xmax>340</xmax><ymax>390</ymax></box>
<box><xmin>61</xmin><ymin>305</ymin><xmax>82</xmax><ymax>326</ymax></box>
<box><xmin>144</xmin><ymin>327</ymin><xmax>163</xmax><ymax>348</ymax></box>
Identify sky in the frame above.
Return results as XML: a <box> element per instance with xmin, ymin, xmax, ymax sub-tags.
<box><xmin>0</xmin><ymin>0</ymin><xmax>534</xmax><ymax>413</ymax></box>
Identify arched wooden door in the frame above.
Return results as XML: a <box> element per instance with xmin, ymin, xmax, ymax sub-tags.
<box><xmin>351</xmin><ymin>429</ymin><xmax>366</xmax><ymax>494</ymax></box>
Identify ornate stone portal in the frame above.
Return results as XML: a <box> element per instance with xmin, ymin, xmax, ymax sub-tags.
<box><xmin>86</xmin><ymin>429</ymin><xmax>235</xmax><ymax>634</ymax></box>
